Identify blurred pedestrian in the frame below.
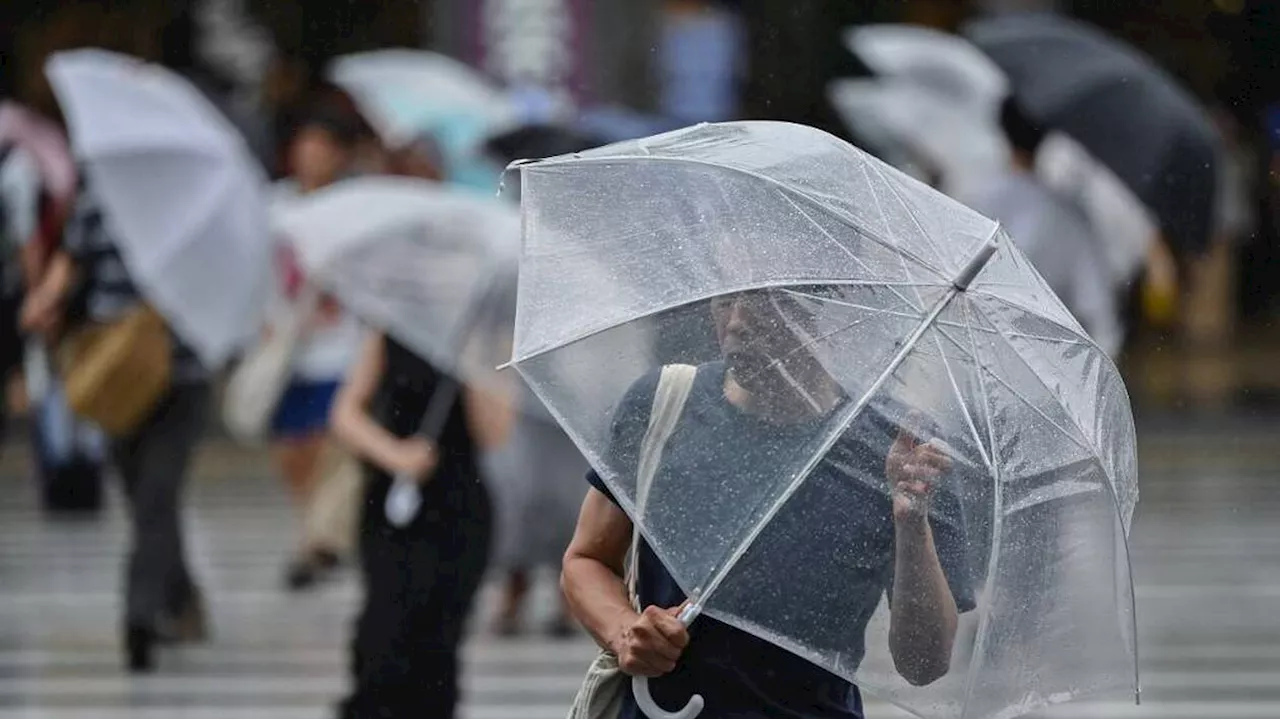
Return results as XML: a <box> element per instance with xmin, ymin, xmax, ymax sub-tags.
<box><xmin>484</xmin><ymin>383</ymin><xmax>588</xmax><ymax>638</ymax></box>
<box><xmin>20</xmin><ymin>171</ymin><xmax>211</xmax><ymax>672</ymax></box>
<box><xmin>966</xmin><ymin>96</ymin><xmax>1122</xmax><ymax>356</ymax></box>
<box><xmin>477</xmin><ymin>155</ymin><xmax>590</xmax><ymax>638</ymax></box>
<box><xmin>386</xmin><ymin>132</ymin><xmax>445</xmax><ymax>182</ymax></box>
<box><xmin>1182</xmin><ymin>107</ymin><xmax>1255</xmax><ymax>348</ymax></box>
<box><xmin>331</xmin><ymin>332</ymin><xmax>493</xmax><ymax>719</ymax></box>
<box><xmin>0</xmin><ymin>141</ymin><xmax>28</xmax><ymax>439</ymax></box>
<box><xmin>0</xmin><ymin>102</ymin><xmax>105</xmax><ymax>511</ymax></box>
<box><xmin>267</xmin><ymin>105</ymin><xmax>367</xmax><ymax>590</ymax></box>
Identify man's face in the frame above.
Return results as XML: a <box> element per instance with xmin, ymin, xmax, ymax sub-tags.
<box><xmin>710</xmin><ymin>291</ymin><xmax>812</xmax><ymax>390</ymax></box>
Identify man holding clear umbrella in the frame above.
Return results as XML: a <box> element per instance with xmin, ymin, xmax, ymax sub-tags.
<box><xmin>513</xmin><ymin>121</ymin><xmax>1141</xmax><ymax>719</ymax></box>
<box><xmin>562</xmin><ymin>288</ymin><xmax>975</xmax><ymax>718</ymax></box>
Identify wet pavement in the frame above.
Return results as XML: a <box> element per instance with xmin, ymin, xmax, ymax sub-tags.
<box><xmin>0</xmin><ymin>414</ymin><xmax>1277</xmax><ymax>719</ymax></box>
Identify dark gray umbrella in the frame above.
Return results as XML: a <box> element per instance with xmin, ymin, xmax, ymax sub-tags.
<box><xmin>482</xmin><ymin>123</ymin><xmax>606</xmax><ymax>165</ymax></box>
<box><xmin>964</xmin><ymin>13</ymin><xmax>1221</xmax><ymax>257</ymax></box>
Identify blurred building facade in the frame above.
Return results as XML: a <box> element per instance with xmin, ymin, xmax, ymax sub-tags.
<box><xmin>430</xmin><ymin>0</ymin><xmax>659</xmax><ymax>112</ymax></box>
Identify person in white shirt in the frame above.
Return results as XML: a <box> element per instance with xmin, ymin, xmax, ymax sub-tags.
<box><xmin>267</xmin><ymin>107</ymin><xmax>367</xmax><ymax>589</ymax></box>
<box><xmin>966</xmin><ymin>97</ymin><xmax>1122</xmax><ymax>357</ymax></box>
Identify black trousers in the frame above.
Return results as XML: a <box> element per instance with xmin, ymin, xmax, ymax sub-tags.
<box><xmin>340</xmin><ymin>465</ymin><xmax>493</xmax><ymax>719</ymax></box>
<box><xmin>113</xmin><ymin>382</ymin><xmax>209</xmax><ymax>626</ymax></box>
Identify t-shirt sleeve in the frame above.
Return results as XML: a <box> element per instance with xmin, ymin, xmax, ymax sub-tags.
<box><xmin>583</xmin><ymin>368</ymin><xmax>664</xmax><ymax>507</ymax></box>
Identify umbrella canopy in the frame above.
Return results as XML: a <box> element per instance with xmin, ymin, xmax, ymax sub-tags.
<box><xmin>328</xmin><ymin>50</ymin><xmax>517</xmax><ymax>192</ymax></box>
<box><xmin>964</xmin><ymin>13</ymin><xmax>1220</xmax><ymax>257</ymax></box>
<box><xmin>274</xmin><ymin>176</ymin><xmax>523</xmax><ymax>527</ymax></box>
<box><xmin>844</xmin><ymin>24</ymin><xmax>1008</xmax><ymax>123</ymax></box>
<box><xmin>45</xmin><ymin>49</ymin><xmax>272</xmax><ymax>368</ymax></box>
<box><xmin>509</xmin><ymin>121</ymin><xmax>1139</xmax><ymax>719</ymax></box>
<box><xmin>827</xmin><ymin>78</ymin><xmax>1009</xmax><ymax>199</ymax></box>
<box><xmin>271</xmin><ymin>176</ymin><xmax>519</xmax><ymax>391</ymax></box>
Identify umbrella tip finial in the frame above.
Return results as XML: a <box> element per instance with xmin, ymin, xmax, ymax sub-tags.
<box><xmin>953</xmin><ymin>231</ymin><xmax>1001</xmax><ymax>291</ymax></box>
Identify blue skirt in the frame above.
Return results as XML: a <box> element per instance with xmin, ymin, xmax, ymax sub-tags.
<box><xmin>270</xmin><ymin>380</ymin><xmax>340</xmax><ymax>438</ymax></box>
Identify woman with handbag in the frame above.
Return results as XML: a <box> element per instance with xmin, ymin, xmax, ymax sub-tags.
<box><xmin>330</xmin><ymin>331</ymin><xmax>493</xmax><ymax>719</ymax></box>
<box><xmin>19</xmin><ymin>172</ymin><xmax>212</xmax><ymax>673</ymax></box>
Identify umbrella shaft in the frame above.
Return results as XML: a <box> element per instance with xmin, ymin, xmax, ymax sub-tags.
<box><xmin>677</xmin><ymin>603</ymin><xmax>700</xmax><ymax>627</ymax></box>
<box><xmin>415</xmin><ymin>377</ymin><xmax>461</xmax><ymax>440</ymax></box>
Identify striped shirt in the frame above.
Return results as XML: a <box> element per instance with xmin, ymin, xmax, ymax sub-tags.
<box><xmin>61</xmin><ymin>175</ymin><xmax>207</xmax><ymax>383</ymax></box>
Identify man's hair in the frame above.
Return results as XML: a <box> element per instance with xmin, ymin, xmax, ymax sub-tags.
<box><xmin>999</xmin><ymin>95</ymin><xmax>1047</xmax><ymax>155</ymax></box>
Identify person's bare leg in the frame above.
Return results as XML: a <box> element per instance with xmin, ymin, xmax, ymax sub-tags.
<box><xmin>274</xmin><ymin>433</ymin><xmax>335</xmax><ymax>590</ymax></box>
<box><xmin>494</xmin><ymin>569</ymin><xmax>530</xmax><ymax>636</ymax></box>
<box><xmin>272</xmin><ymin>434</ymin><xmax>326</xmax><ymax>505</ymax></box>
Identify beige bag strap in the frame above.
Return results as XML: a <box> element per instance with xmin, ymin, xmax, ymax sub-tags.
<box><xmin>625</xmin><ymin>364</ymin><xmax>698</xmax><ymax>607</ymax></box>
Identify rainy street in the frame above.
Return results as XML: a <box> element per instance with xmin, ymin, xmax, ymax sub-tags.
<box><xmin>0</xmin><ymin>398</ymin><xmax>1277</xmax><ymax>719</ymax></box>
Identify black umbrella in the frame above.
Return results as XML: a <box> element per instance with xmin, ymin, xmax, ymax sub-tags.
<box><xmin>482</xmin><ymin>123</ymin><xmax>606</xmax><ymax>164</ymax></box>
<box><xmin>964</xmin><ymin>13</ymin><xmax>1221</xmax><ymax>257</ymax></box>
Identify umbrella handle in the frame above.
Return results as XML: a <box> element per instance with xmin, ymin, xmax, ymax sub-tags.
<box><xmin>384</xmin><ymin>475</ymin><xmax>422</xmax><ymax>528</ymax></box>
<box><xmin>632</xmin><ymin>676</ymin><xmax>704</xmax><ymax>719</ymax></box>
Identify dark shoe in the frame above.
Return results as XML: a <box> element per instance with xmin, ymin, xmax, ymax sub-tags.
<box><xmin>125</xmin><ymin>624</ymin><xmax>156</xmax><ymax>673</ymax></box>
<box><xmin>158</xmin><ymin>591</ymin><xmax>210</xmax><ymax>645</ymax></box>
<box><xmin>312</xmin><ymin>548</ymin><xmax>341</xmax><ymax>571</ymax></box>
<box><xmin>284</xmin><ymin>549</ymin><xmax>340</xmax><ymax>592</ymax></box>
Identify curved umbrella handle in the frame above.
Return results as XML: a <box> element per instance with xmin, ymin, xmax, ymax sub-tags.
<box><xmin>384</xmin><ymin>475</ymin><xmax>422</xmax><ymax>528</ymax></box>
<box><xmin>632</xmin><ymin>676</ymin><xmax>704</xmax><ymax>719</ymax></box>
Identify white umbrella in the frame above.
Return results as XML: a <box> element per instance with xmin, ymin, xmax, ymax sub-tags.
<box><xmin>828</xmin><ymin>78</ymin><xmax>1008</xmax><ymax>200</ymax></box>
<box><xmin>45</xmin><ymin>49</ymin><xmax>272</xmax><ymax>368</ymax></box>
<box><xmin>1036</xmin><ymin>133</ymin><xmax>1156</xmax><ymax>286</ymax></box>
<box><xmin>329</xmin><ymin>50</ymin><xmax>517</xmax><ymax>191</ymax></box>
<box><xmin>271</xmin><ymin>176</ymin><xmax>519</xmax><ymax>380</ymax></box>
<box><xmin>844</xmin><ymin>24</ymin><xmax>1008</xmax><ymax>123</ymax></box>
<box><xmin>328</xmin><ymin>50</ymin><xmax>519</xmax><ymax>189</ymax></box>
<box><xmin>273</xmin><ymin>176</ymin><xmax>521</xmax><ymax>526</ymax></box>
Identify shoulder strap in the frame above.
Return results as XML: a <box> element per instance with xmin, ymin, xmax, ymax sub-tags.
<box><xmin>625</xmin><ymin>364</ymin><xmax>697</xmax><ymax>605</ymax></box>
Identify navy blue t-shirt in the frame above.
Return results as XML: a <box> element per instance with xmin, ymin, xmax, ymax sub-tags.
<box><xmin>586</xmin><ymin>363</ymin><xmax>975</xmax><ymax>719</ymax></box>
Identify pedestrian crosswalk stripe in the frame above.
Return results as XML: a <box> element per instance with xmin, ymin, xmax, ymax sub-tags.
<box><xmin>2</xmin><ymin>436</ymin><xmax>1279</xmax><ymax>719</ymax></box>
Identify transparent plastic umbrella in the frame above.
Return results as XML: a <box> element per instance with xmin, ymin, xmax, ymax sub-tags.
<box><xmin>508</xmin><ymin>122</ymin><xmax>1139</xmax><ymax>719</ymax></box>
<box><xmin>45</xmin><ymin>49</ymin><xmax>273</xmax><ymax>368</ymax></box>
<box><xmin>272</xmin><ymin>176</ymin><xmax>521</xmax><ymax>525</ymax></box>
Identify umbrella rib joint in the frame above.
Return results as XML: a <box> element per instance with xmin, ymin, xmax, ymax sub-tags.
<box><xmin>678</xmin><ymin>227</ymin><xmax>1002</xmax><ymax>628</ymax></box>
